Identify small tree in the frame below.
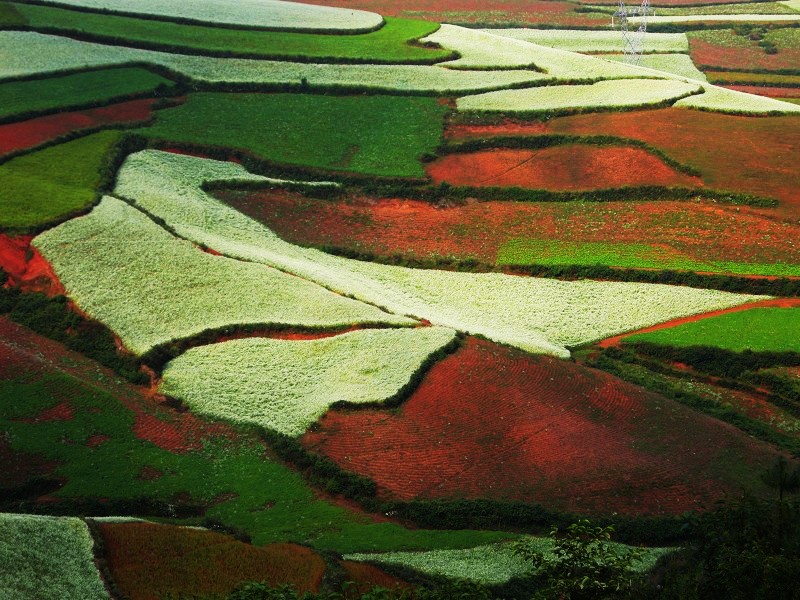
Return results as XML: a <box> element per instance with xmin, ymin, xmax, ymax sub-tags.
<box><xmin>514</xmin><ymin>520</ymin><xmax>643</xmax><ymax>600</ymax></box>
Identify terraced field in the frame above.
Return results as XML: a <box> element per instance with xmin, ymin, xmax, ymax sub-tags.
<box><xmin>1</xmin><ymin>0</ymin><xmax>799</xmax><ymax>596</ymax></box>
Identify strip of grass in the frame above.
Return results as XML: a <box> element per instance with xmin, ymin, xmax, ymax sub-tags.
<box><xmin>0</xmin><ymin>130</ymin><xmax>122</xmax><ymax>231</ymax></box>
<box><xmin>0</xmin><ymin>66</ymin><xmax>173</xmax><ymax>124</ymax></box>
<box><xmin>625</xmin><ymin>307</ymin><xmax>800</xmax><ymax>352</ymax></box>
<box><xmin>0</xmin><ymin>371</ymin><xmax>511</xmax><ymax>553</ymax></box>
<box><xmin>0</xmin><ymin>0</ymin><xmax>24</xmax><ymax>24</ymax></box>
<box><xmin>8</xmin><ymin>3</ymin><xmax>451</xmax><ymax>64</ymax></box>
<box><xmin>590</xmin><ymin>2</ymin><xmax>800</xmax><ymax>15</ymax></box>
<box><xmin>138</xmin><ymin>93</ymin><xmax>448</xmax><ymax>178</ymax></box>
<box><xmin>497</xmin><ymin>239</ymin><xmax>800</xmax><ymax>278</ymax></box>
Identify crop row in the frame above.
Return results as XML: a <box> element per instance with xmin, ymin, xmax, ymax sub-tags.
<box><xmin>114</xmin><ymin>150</ymin><xmax>765</xmax><ymax>358</ymax></box>
<box><xmin>159</xmin><ymin>327</ymin><xmax>457</xmax><ymax>436</ymax></box>
<box><xmin>480</xmin><ymin>28</ymin><xmax>689</xmax><ymax>54</ymax></box>
<box><xmin>33</xmin><ymin>196</ymin><xmax>413</xmax><ymax>355</ymax></box>
<box><xmin>7</xmin><ymin>4</ymin><xmax>449</xmax><ymax>64</ymax></box>
<box><xmin>0</xmin><ymin>31</ymin><xmax>547</xmax><ymax>93</ymax></box>
<box><xmin>13</xmin><ymin>0</ymin><xmax>384</xmax><ymax>31</ymax></box>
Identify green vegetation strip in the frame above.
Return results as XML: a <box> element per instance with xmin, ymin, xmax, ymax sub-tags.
<box><xmin>589</xmin><ymin>2</ymin><xmax>800</xmax><ymax>15</ymax></box>
<box><xmin>0</xmin><ymin>66</ymin><xmax>172</xmax><ymax>124</ymax></box>
<box><xmin>497</xmin><ymin>239</ymin><xmax>800</xmax><ymax>278</ymax></box>
<box><xmin>33</xmin><ymin>197</ymin><xmax>413</xmax><ymax>355</ymax></box>
<box><xmin>139</xmin><ymin>93</ymin><xmax>447</xmax><ymax>178</ymax></box>
<box><xmin>0</xmin><ymin>371</ymin><xmax>510</xmax><ymax>553</ymax></box>
<box><xmin>6</xmin><ymin>3</ymin><xmax>451</xmax><ymax>64</ymax></box>
<box><xmin>624</xmin><ymin>307</ymin><xmax>800</xmax><ymax>353</ymax></box>
<box><xmin>0</xmin><ymin>130</ymin><xmax>122</xmax><ymax>231</ymax></box>
<box><xmin>0</xmin><ymin>513</ymin><xmax>109</xmax><ymax>599</ymax></box>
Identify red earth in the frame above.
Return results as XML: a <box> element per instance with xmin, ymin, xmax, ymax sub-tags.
<box><xmin>426</xmin><ymin>146</ymin><xmax>702</xmax><ymax>190</ymax></box>
<box><xmin>0</xmin><ymin>316</ymin><xmax>237</xmax><ymax>453</ymax></box>
<box><xmin>447</xmin><ymin>109</ymin><xmax>800</xmax><ymax>213</ymax></box>
<box><xmin>218</xmin><ymin>189</ymin><xmax>800</xmax><ymax>271</ymax></box>
<box><xmin>722</xmin><ymin>85</ymin><xmax>800</xmax><ymax>99</ymax></box>
<box><xmin>99</xmin><ymin>522</ymin><xmax>327</xmax><ymax>600</ymax></box>
<box><xmin>599</xmin><ymin>298</ymin><xmax>800</xmax><ymax>347</ymax></box>
<box><xmin>307</xmin><ymin>0</ymin><xmax>609</xmax><ymax>25</ymax></box>
<box><xmin>339</xmin><ymin>561</ymin><xmax>412</xmax><ymax>596</ymax></box>
<box><xmin>0</xmin><ymin>98</ymin><xmax>158</xmax><ymax>157</ymax></box>
<box><xmin>0</xmin><ymin>234</ymin><xmax>64</xmax><ymax>296</ymax></box>
<box><xmin>690</xmin><ymin>39</ymin><xmax>800</xmax><ymax>72</ymax></box>
<box><xmin>302</xmin><ymin>337</ymin><xmax>785</xmax><ymax>517</ymax></box>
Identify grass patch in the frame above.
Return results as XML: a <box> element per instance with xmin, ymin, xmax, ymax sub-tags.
<box><xmin>625</xmin><ymin>307</ymin><xmax>800</xmax><ymax>352</ymax></box>
<box><xmin>0</xmin><ymin>66</ymin><xmax>173</xmax><ymax>124</ymax></box>
<box><xmin>10</xmin><ymin>3</ymin><xmax>450</xmax><ymax>64</ymax></box>
<box><xmin>0</xmin><ymin>130</ymin><xmax>122</xmax><ymax>231</ymax></box>
<box><xmin>497</xmin><ymin>239</ymin><xmax>800</xmax><ymax>278</ymax></box>
<box><xmin>138</xmin><ymin>93</ymin><xmax>447</xmax><ymax>178</ymax></box>
<box><xmin>706</xmin><ymin>70</ymin><xmax>800</xmax><ymax>86</ymax></box>
<box><xmin>0</xmin><ymin>370</ymin><xmax>511</xmax><ymax>553</ymax></box>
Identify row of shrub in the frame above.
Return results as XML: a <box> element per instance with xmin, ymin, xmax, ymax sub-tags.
<box><xmin>0</xmin><ymin>280</ymin><xmax>146</xmax><ymax>383</ymax></box>
<box><xmin>589</xmin><ymin>347</ymin><xmax>800</xmax><ymax>456</ymax></box>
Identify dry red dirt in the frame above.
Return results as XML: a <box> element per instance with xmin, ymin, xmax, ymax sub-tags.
<box><xmin>0</xmin><ymin>98</ymin><xmax>158</xmax><ymax>157</ymax></box>
<box><xmin>426</xmin><ymin>146</ymin><xmax>701</xmax><ymax>190</ymax></box>
<box><xmin>308</xmin><ymin>0</ymin><xmax>608</xmax><ymax>25</ymax></box>
<box><xmin>722</xmin><ymin>85</ymin><xmax>800</xmax><ymax>99</ymax></box>
<box><xmin>448</xmin><ymin>109</ymin><xmax>800</xmax><ymax>212</ymax></box>
<box><xmin>99</xmin><ymin>522</ymin><xmax>326</xmax><ymax>600</ymax></box>
<box><xmin>0</xmin><ymin>234</ymin><xmax>64</xmax><ymax>296</ymax></box>
<box><xmin>0</xmin><ymin>316</ymin><xmax>237</xmax><ymax>453</ymax></box>
<box><xmin>690</xmin><ymin>39</ymin><xmax>800</xmax><ymax>72</ymax></box>
<box><xmin>302</xmin><ymin>338</ymin><xmax>785</xmax><ymax>517</ymax></box>
<box><xmin>219</xmin><ymin>189</ymin><xmax>800</xmax><ymax>270</ymax></box>
<box><xmin>339</xmin><ymin>561</ymin><xmax>412</xmax><ymax>596</ymax></box>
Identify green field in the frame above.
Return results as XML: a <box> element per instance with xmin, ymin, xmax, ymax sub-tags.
<box><xmin>624</xmin><ymin>307</ymin><xmax>800</xmax><ymax>352</ymax></box>
<box><xmin>496</xmin><ymin>239</ymin><xmax>800</xmax><ymax>278</ymax></box>
<box><xmin>707</xmin><ymin>71</ymin><xmax>800</xmax><ymax>86</ymax></box>
<box><xmin>0</xmin><ymin>370</ymin><xmax>511</xmax><ymax>553</ymax></box>
<box><xmin>0</xmin><ymin>513</ymin><xmax>108</xmax><ymax>599</ymax></box>
<box><xmin>0</xmin><ymin>66</ymin><xmax>172</xmax><ymax>122</ymax></box>
<box><xmin>6</xmin><ymin>2</ymin><xmax>451</xmax><ymax>64</ymax></box>
<box><xmin>138</xmin><ymin>93</ymin><xmax>448</xmax><ymax>177</ymax></box>
<box><xmin>0</xmin><ymin>131</ymin><xmax>121</xmax><ymax>231</ymax></box>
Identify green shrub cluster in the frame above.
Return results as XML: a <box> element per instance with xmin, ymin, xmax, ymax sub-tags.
<box><xmin>0</xmin><ymin>288</ymin><xmax>146</xmax><ymax>383</ymax></box>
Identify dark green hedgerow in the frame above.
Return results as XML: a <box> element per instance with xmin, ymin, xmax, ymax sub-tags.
<box><xmin>588</xmin><ymin>348</ymin><xmax>800</xmax><ymax>457</ymax></box>
<box><xmin>624</xmin><ymin>341</ymin><xmax>800</xmax><ymax>379</ymax></box>
<box><xmin>0</xmin><ymin>288</ymin><xmax>146</xmax><ymax>384</ymax></box>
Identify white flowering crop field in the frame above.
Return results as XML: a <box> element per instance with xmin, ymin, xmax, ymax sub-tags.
<box><xmin>33</xmin><ymin>196</ymin><xmax>414</xmax><ymax>355</ymax></box>
<box><xmin>160</xmin><ymin>327</ymin><xmax>456</xmax><ymax>435</ymax></box>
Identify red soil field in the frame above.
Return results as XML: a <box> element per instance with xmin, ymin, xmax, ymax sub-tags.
<box><xmin>0</xmin><ymin>98</ymin><xmax>158</xmax><ymax>157</ymax></box>
<box><xmin>722</xmin><ymin>85</ymin><xmax>800</xmax><ymax>99</ymax></box>
<box><xmin>0</xmin><ymin>316</ymin><xmax>237</xmax><ymax>453</ymax></box>
<box><xmin>99</xmin><ymin>522</ymin><xmax>326</xmax><ymax>600</ymax></box>
<box><xmin>599</xmin><ymin>298</ymin><xmax>800</xmax><ymax>347</ymax></box>
<box><xmin>448</xmin><ymin>109</ymin><xmax>800</xmax><ymax>212</ymax></box>
<box><xmin>307</xmin><ymin>0</ymin><xmax>609</xmax><ymax>25</ymax></box>
<box><xmin>690</xmin><ymin>39</ymin><xmax>800</xmax><ymax>72</ymax></box>
<box><xmin>0</xmin><ymin>234</ymin><xmax>64</xmax><ymax>296</ymax></box>
<box><xmin>302</xmin><ymin>338</ymin><xmax>786</xmax><ymax>517</ymax></box>
<box><xmin>340</xmin><ymin>561</ymin><xmax>412</xmax><ymax>596</ymax></box>
<box><xmin>426</xmin><ymin>146</ymin><xmax>701</xmax><ymax>190</ymax></box>
<box><xmin>219</xmin><ymin>189</ymin><xmax>800</xmax><ymax>270</ymax></box>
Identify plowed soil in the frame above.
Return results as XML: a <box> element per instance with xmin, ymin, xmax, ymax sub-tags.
<box><xmin>0</xmin><ymin>99</ymin><xmax>158</xmax><ymax>157</ymax></box>
<box><xmin>426</xmin><ymin>146</ymin><xmax>701</xmax><ymax>190</ymax></box>
<box><xmin>303</xmin><ymin>337</ymin><xmax>785</xmax><ymax>517</ymax></box>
